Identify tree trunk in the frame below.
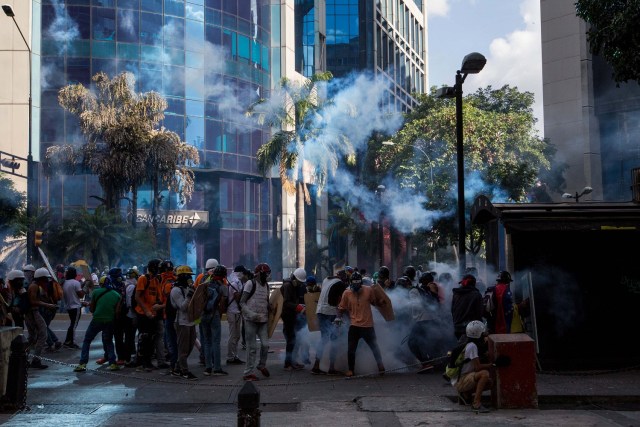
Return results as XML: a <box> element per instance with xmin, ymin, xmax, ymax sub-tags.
<box><xmin>131</xmin><ymin>184</ymin><xmax>138</xmax><ymax>228</ymax></box>
<box><xmin>151</xmin><ymin>171</ymin><xmax>159</xmax><ymax>246</ymax></box>
<box><xmin>296</xmin><ymin>181</ymin><xmax>305</xmax><ymax>269</ymax></box>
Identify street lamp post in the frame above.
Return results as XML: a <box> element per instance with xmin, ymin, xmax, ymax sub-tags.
<box><xmin>3</xmin><ymin>4</ymin><xmax>35</xmax><ymax>263</ymax></box>
<box><xmin>436</xmin><ymin>52</ymin><xmax>486</xmax><ymax>276</ymax></box>
<box><xmin>562</xmin><ymin>186</ymin><xmax>593</xmax><ymax>202</ymax></box>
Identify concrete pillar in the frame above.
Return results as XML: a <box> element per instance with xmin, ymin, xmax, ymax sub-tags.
<box><xmin>0</xmin><ymin>327</ymin><xmax>22</xmax><ymax>396</ymax></box>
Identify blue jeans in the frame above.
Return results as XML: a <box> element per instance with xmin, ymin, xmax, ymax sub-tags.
<box><xmin>315</xmin><ymin>313</ymin><xmax>338</xmax><ymax>365</ymax></box>
<box><xmin>201</xmin><ymin>312</ymin><xmax>222</xmax><ymax>370</ymax></box>
<box><xmin>79</xmin><ymin>320</ymin><xmax>115</xmax><ymax>365</ymax></box>
<box><xmin>164</xmin><ymin>317</ymin><xmax>178</xmax><ymax>368</ymax></box>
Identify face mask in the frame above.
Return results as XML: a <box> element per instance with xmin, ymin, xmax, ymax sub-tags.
<box><xmin>187</xmin><ymin>278</ymin><xmax>194</xmax><ymax>287</ymax></box>
<box><xmin>350</xmin><ymin>283</ymin><xmax>362</xmax><ymax>293</ymax></box>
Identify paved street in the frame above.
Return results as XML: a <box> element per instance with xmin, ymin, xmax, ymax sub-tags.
<box><xmin>1</xmin><ymin>314</ymin><xmax>639</xmax><ymax>426</ymax></box>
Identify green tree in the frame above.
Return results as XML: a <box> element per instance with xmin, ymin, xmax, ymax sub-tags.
<box><xmin>575</xmin><ymin>0</ymin><xmax>640</xmax><ymax>84</ymax></box>
<box><xmin>248</xmin><ymin>72</ymin><xmax>353</xmax><ymax>269</ymax></box>
<box><xmin>53</xmin><ymin>72</ymin><xmax>199</xmax><ymax>227</ymax></box>
<box><xmin>0</xmin><ymin>172</ymin><xmax>25</xmax><ymax>240</ymax></box>
<box><xmin>380</xmin><ymin>85</ymin><xmax>553</xmax><ymax>260</ymax></box>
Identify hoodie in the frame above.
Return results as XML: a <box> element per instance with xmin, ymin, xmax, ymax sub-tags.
<box><xmin>450</xmin><ymin>285</ymin><xmax>484</xmax><ymax>337</ymax></box>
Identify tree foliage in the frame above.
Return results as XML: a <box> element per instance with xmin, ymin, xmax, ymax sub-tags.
<box><xmin>575</xmin><ymin>0</ymin><xmax>640</xmax><ymax>84</ymax></box>
<box><xmin>0</xmin><ymin>173</ymin><xmax>25</xmax><ymax>240</ymax></box>
<box><xmin>378</xmin><ymin>85</ymin><xmax>554</xmax><ymax>255</ymax></box>
<box><xmin>53</xmin><ymin>72</ymin><xmax>199</xmax><ymax>212</ymax></box>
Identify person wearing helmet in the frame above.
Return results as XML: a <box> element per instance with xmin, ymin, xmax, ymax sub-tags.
<box><xmin>170</xmin><ymin>265</ymin><xmax>198</xmax><ymax>379</ymax></box>
<box><xmin>485</xmin><ymin>271</ymin><xmax>514</xmax><ymax>334</ymax></box>
<box><xmin>451</xmin><ymin>273</ymin><xmax>484</xmax><ymax>339</ymax></box>
<box><xmin>239</xmin><ymin>263</ymin><xmax>272</xmax><ymax>381</ymax></box>
<box><xmin>22</xmin><ymin>264</ymin><xmax>36</xmax><ymax>288</ymax></box>
<box><xmin>200</xmin><ymin>264</ymin><xmax>229</xmax><ymax>376</ymax></box>
<box><xmin>377</xmin><ymin>266</ymin><xmax>391</xmax><ymax>289</ymax></box>
<box><xmin>226</xmin><ymin>265</ymin><xmax>248</xmax><ymax>366</ymax></box>
<box><xmin>336</xmin><ymin>271</ymin><xmax>385</xmax><ymax>377</ymax></box>
<box><xmin>62</xmin><ymin>266</ymin><xmax>85</xmax><ymax>350</ymax></box>
<box><xmin>280</xmin><ymin>267</ymin><xmax>307</xmax><ymax>370</ymax></box>
<box><xmin>312</xmin><ymin>269</ymin><xmax>349</xmax><ymax>375</ymax></box>
<box><xmin>134</xmin><ymin>258</ymin><xmax>165</xmax><ymax>372</ymax></box>
<box><xmin>451</xmin><ymin>320</ymin><xmax>493</xmax><ymax>413</ymax></box>
<box><xmin>4</xmin><ymin>270</ymin><xmax>26</xmax><ymax>327</ymax></box>
<box><xmin>195</xmin><ymin>258</ymin><xmax>219</xmax><ymax>288</ymax></box>
<box><xmin>73</xmin><ymin>271</ymin><xmax>123</xmax><ymax>373</ymax></box>
<box><xmin>25</xmin><ymin>268</ymin><xmax>58</xmax><ymax>369</ymax></box>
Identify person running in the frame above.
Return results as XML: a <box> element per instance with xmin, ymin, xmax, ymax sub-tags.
<box><xmin>170</xmin><ymin>265</ymin><xmax>198</xmax><ymax>380</ymax></box>
<box><xmin>336</xmin><ymin>272</ymin><xmax>385</xmax><ymax>378</ymax></box>
<box><xmin>62</xmin><ymin>266</ymin><xmax>85</xmax><ymax>349</ymax></box>
<box><xmin>239</xmin><ymin>263</ymin><xmax>271</xmax><ymax>381</ymax></box>
<box><xmin>73</xmin><ymin>276</ymin><xmax>122</xmax><ymax>372</ymax></box>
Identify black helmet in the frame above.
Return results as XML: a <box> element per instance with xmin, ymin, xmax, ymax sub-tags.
<box><xmin>378</xmin><ymin>266</ymin><xmax>390</xmax><ymax>279</ymax></box>
<box><xmin>403</xmin><ymin>265</ymin><xmax>416</xmax><ymax>280</ymax></box>
<box><xmin>496</xmin><ymin>270</ymin><xmax>513</xmax><ymax>283</ymax></box>
<box><xmin>419</xmin><ymin>272</ymin><xmax>434</xmax><ymax>285</ymax></box>
<box><xmin>350</xmin><ymin>271</ymin><xmax>363</xmax><ymax>285</ymax></box>
<box><xmin>395</xmin><ymin>276</ymin><xmax>412</xmax><ymax>288</ymax></box>
<box><xmin>159</xmin><ymin>260</ymin><xmax>174</xmax><ymax>273</ymax></box>
<box><xmin>213</xmin><ymin>265</ymin><xmax>227</xmax><ymax>277</ymax></box>
<box><xmin>65</xmin><ymin>266</ymin><xmax>77</xmax><ymax>280</ymax></box>
<box><xmin>147</xmin><ymin>258</ymin><xmax>162</xmax><ymax>275</ymax></box>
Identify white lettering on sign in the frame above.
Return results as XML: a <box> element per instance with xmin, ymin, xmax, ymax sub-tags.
<box><xmin>135</xmin><ymin>210</ymin><xmax>209</xmax><ymax>229</ymax></box>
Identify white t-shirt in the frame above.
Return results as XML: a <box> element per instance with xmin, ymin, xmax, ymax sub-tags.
<box><xmin>62</xmin><ymin>279</ymin><xmax>83</xmax><ymax>310</ymax></box>
<box><xmin>450</xmin><ymin>341</ymin><xmax>479</xmax><ymax>386</ymax></box>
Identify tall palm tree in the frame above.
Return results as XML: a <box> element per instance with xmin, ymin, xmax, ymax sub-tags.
<box><xmin>247</xmin><ymin>72</ymin><xmax>353</xmax><ymax>269</ymax></box>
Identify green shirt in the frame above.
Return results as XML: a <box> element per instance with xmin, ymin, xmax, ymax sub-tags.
<box><xmin>91</xmin><ymin>288</ymin><xmax>121</xmax><ymax>323</ymax></box>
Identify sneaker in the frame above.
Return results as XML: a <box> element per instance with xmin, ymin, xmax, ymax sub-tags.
<box><xmin>310</xmin><ymin>367</ymin><xmax>327</xmax><ymax>375</ymax></box>
<box><xmin>203</xmin><ymin>368</ymin><xmax>212</xmax><ymax>376</ymax></box>
<box><xmin>96</xmin><ymin>358</ymin><xmax>107</xmax><ymax>365</ymax></box>
<box><xmin>227</xmin><ymin>357</ymin><xmax>245</xmax><ymax>365</ymax></box>
<box><xmin>108</xmin><ymin>363</ymin><xmax>120</xmax><ymax>371</ymax></box>
<box><xmin>53</xmin><ymin>342</ymin><xmax>63</xmax><ymax>350</ymax></box>
<box><xmin>63</xmin><ymin>342</ymin><xmax>73</xmax><ymax>349</ymax></box>
<box><xmin>116</xmin><ymin>360</ymin><xmax>126</xmax><ymax>366</ymax></box>
<box><xmin>181</xmin><ymin>371</ymin><xmax>197</xmax><ymax>380</ymax></box>
<box><xmin>157</xmin><ymin>363</ymin><xmax>171</xmax><ymax>369</ymax></box>
<box><xmin>378</xmin><ymin>365</ymin><xmax>385</xmax><ymax>376</ymax></box>
<box><xmin>74</xmin><ymin>363</ymin><xmax>87</xmax><ymax>372</ymax></box>
<box><xmin>242</xmin><ymin>374</ymin><xmax>259</xmax><ymax>381</ymax></box>
<box><xmin>472</xmin><ymin>404</ymin><xmax>490</xmax><ymax>413</ymax></box>
<box><xmin>29</xmin><ymin>359</ymin><xmax>48</xmax><ymax>370</ymax></box>
<box><xmin>258</xmin><ymin>367</ymin><xmax>270</xmax><ymax>378</ymax></box>
<box><xmin>212</xmin><ymin>369</ymin><xmax>228</xmax><ymax>376</ymax></box>
<box><xmin>170</xmin><ymin>369</ymin><xmax>182</xmax><ymax>377</ymax></box>
<box><xmin>327</xmin><ymin>369</ymin><xmax>343</xmax><ymax>376</ymax></box>
<box><xmin>344</xmin><ymin>370</ymin><xmax>354</xmax><ymax>378</ymax></box>
<box><xmin>125</xmin><ymin>360</ymin><xmax>138</xmax><ymax>368</ymax></box>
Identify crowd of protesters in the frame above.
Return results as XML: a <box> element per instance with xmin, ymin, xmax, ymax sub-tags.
<box><xmin>0</xmin><ymin>259</ymin><xmax>523</xmax><ymax>385</ymax></box>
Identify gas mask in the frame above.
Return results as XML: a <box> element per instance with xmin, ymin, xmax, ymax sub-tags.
<box><xmin>350</xmin><ymin>282</ymin><xmax>362</xmax><ymax>293</ymax></box>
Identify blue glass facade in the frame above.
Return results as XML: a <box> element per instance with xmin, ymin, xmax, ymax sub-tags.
<box><xmin>38</xmin><ymin>0</ymin><xmax>275</xmax><ymax>269</ymax></box>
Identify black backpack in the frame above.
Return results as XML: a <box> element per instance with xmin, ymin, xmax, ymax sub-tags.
<box><xmin>165</xmin><ymin>285</ymin><xmax>185</xmax><ymax>320</ymax></box>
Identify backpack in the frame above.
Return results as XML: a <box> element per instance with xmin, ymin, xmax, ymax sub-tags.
<box><xmin>483</xmin><ymin>285</ymin><xmax>496</xmax><ymax>318</ymax></box>
<box><xmin>443</xmin><ymin>337</ymin><xmax>471</xmax><ymax>381</ymax></box>
<box><xmin>203</xmin><ymin>279</ymin><xmax>222</xmax><ymax>314</ymax></box>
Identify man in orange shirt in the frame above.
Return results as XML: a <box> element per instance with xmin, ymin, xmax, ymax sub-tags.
<box><xmin>336</xmin><ymin>272</ymin><xmax>385</xmax><ymax>378</ymax></box>
<box><xmin>135</xmin><ymin>258</ymin><xmax>165</xmax><ymax>371</ymax></box>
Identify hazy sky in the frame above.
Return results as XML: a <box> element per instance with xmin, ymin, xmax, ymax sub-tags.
<box><xmin>427</xmin><ymin>0</ymin><xmax>544</xmax><ymax>134</ymax></box>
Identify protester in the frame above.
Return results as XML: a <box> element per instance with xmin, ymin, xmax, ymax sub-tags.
<box><xmin>281</xmin><ymin>268</ymin><xmax>307</xmax><ymax>370</ymax></box>
<box><xmin>134</xmin><ymin>259</ymin><xmax>165</xmax><ymax>372</ymax></box>
<box><xmin>200</xmin><ymin>264</ymin><xmax>229</xmax><ymax>376</ymax></box>
<box><xmin>312</xmin><ymin>270</ymin><xmax>348</xmax><ymax>375</ymax></box>
<box><xmin>73</xmin><ymin>276</ymin><xmax>122</xmax><ymax>372</ymax></box>
<box><xmin>159</xmin><ymin>260</ymin><xmax>176</xmax><ymax>371</ymax></box>
<box><xmin>451</xmin><ymin>274</ymin><xmax>484</xmax><ymax>339</ymax></box>
<box><xmin>170</xmin><ymin>266</ymin><xmax>198</xmax><ymax>379</ymax></box>
<box><xmin>239</xmin><ymin>263</ymin><xmax>271</xmax><ymax>381</ymax></box>
<box><xmin>226</xmin><ymin>265</ymin><xmax>247</xmax><ymax>365</ymax></box>
<box><xmin>62</xmin><ymin>266</ymin><xmax>85</xmax><ymax>349</ymax></box>
<box><xmin>336</xmin><ymin>272</ymin><xmax>385</xmax><ymax>377</ymax></box>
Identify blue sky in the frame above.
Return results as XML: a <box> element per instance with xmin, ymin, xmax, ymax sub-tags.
<box><xmin>427</xmin><ymin>0</ymin><xmax>543</xmax><ymax>133</ymax></box>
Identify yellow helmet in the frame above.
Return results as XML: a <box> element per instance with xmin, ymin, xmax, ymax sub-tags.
<box><xmin>99</xmin><ymin>275</ymin><xmax>107</xmax><ymax>285</ymax></box>
<box><xmin>175</xmin><ymin>265</ymin><xmax>194</xmax><ymax>276</ymax></box>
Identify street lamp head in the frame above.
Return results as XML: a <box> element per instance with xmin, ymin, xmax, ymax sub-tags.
<box><xmin>435</xmin><ymin>86</ymin><xmax>456</xmax><ymax>99</ymax></box>
<box><xmin>2</xmin><ymin>4</ymin><xmax>15</xmax><ymax>17</ymax></box>
<box><xmin>377</xmin><ymin>184</ymin><xmax>386</xmax><ymax>193</ymax></box>
<box><xmin>581</xmin><ymin>186</ymin><xmax>593</xmax><ymax>195</ymax></box>
<box><xmin>561</xmin><ymin>193</ymin><xmax>573</xmax><ymax>199</ymax></box>
<box><xmin>460</xmin><ymin>52</ymin><xmax>486</xmax><ymax>74</ymax></box>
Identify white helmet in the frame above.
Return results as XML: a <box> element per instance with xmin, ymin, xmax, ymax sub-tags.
<box><xmin>293</xmin><ymin>268</ymin><xmax>307</xmax><ymax>282</ymax></box>
<box><xmin>7</xmin><ymin>270</ymin><xmax>25</xmax><ymax>281</ymax></box>
<box><xmin>205</xmin><ymin>258</ymin><xmax>219</xmax><ymax>269</ymax></box>
<box><xmin>34</xmin><ymin>267</ymin><xmax>52</xmax><ymax>279</ymax></box>
<box><xmin>466</xmin><ymin>320</ymin><xmax>486</xmax><ymax>339</ymax></box>
<box><xmin>23</xmin><ymin>264</ymin><xmax>36</xmax><ymax>272</ymax></box>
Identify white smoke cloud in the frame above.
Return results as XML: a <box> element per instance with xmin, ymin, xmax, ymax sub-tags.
<box><xmin>46</xmin><ymin>0</ymin><xmax>80</xmax><ymax>55</ymax></box>
<box><xmin>427</xmin><ymin>0</ymin><xmax>451</xmax><ymax>17</ymax></box>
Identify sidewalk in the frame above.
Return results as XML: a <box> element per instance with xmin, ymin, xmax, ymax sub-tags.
<box><xmin>1</xmin><ymin>315</ymin><xmax>639</xmax><ymax>426</ymax></box>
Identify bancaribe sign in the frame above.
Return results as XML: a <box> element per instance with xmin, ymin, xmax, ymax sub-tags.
<box><xmin>136</xmin><ymin>210</ymin><xmax>209</xmax><ymax>229</ymax></box>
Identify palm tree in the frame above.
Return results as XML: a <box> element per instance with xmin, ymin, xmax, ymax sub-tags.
<box><xmin>247</xmin><ymin>72</ymin><xmax>354</xmax><ymax>269</ymax></box>
<box><xmin>55</xmin><ymin>72</ymin><xmax>199</xmax><ymax>227</ymax></box>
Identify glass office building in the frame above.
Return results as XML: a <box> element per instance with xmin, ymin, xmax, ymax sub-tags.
<box><xmin>37</xmin><ymin>0</ymin><xmax>276</xmax><ymax>269</ymax></box>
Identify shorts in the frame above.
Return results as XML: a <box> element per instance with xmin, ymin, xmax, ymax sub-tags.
<box><xmin>455</xmin><ymin>372</ymin><xmax>477</xmax><ymax>393</ymax></box>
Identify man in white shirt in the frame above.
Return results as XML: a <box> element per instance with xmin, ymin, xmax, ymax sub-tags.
<box><xmin>226</xmin><ymin>265</ymin><xmax>247</xmax><ymax>365</ymax></box>
<box><xmin>62</xmin><ymin>266</ymin><xmax>85</xmax><ymax>349</ymax></box>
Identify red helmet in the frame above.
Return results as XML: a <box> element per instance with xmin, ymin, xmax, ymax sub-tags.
<box><xmin>254</xmin><ymin>263</ymin><xmax>271</xmax><ymax>275</ymax></box>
